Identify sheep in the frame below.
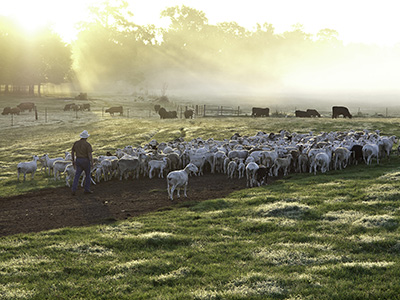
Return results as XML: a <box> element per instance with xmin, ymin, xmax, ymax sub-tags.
<box><xmin>63</xmin><ymin>164</ymin><xmax>96</xmax><ymax>187</ymax></box>
<box><xmin>117</xmin><ymin>156</ymin><xmax>140</xmax><ymax>180</ymax></box>
<box><xmin>17</xmin><ymin>155</ymin><xmax>39</xmax><ymax>181</ymax></box>
<box><xmin>333</xmin><ymin>147</ymin><xmax>351</xmax><ymax>170</ymax></box>
<box><xmin>53</xmin><ymin>160</ymin><xmax>73</xmax><ymax>180</ymax></box>
<box><xmin>238</xmin><ymin>161</ymin><xmax>246</xmax><ymax>179</ymax></box>
<box><xmin>246</xmin><ymin>162</ymin><xmax>259</xmax><ymax>188</ymax></box>
<box><xmin>272</xmin><ymin>154</ymin><xmax>292</xmax><ymax>177</ymax></box>
<box><xmin>189</xmin><ymin>154</ymin><xmax>206</xmax><ymax>176</ymax></box>
<box><xmin>39</xmin><ymin>154</ymin><xmax>64</xmax><ymax>175</ymax></box>
<box><xmin>213</xmin><ymin>151</ymin><xmax>227</xmax><ymax>173</ymax></box>
<box><xmin>255</xmin><ymin>165</ymin><xmax>268</xmax><ymax>186</ymax></box>
<box><xmin>227</xmin><ymin>160</ymin><xmax>238</xmax><ymax>179</ymax></box>
<box><xmin>148</xmin><ymin>157</ymin><xmax>169</xmax><ymax>179</ymax></box>
<box><xmin>167</xmin><ymin>163</ymin><xmax>199</xmax><ymax>200</ymax></box>
<box><xmin>362</xmin><ymin>143</ymin><xmax>380</xmax><ymax>165</ymax></box>
<box><xmin>379</xmin><ymin>136</ymin><xmax>397</xmax><ymax>160</ymax></box>
<box><xmin>311</xmin><ymin>152</ymin><xmax>330</xmax><ymax>175</ymax></box>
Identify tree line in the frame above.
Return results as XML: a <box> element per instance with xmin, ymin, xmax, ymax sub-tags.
<box><xmin>0</xmin><ymin>1</ymin><xmax>396</xmax><ymax>95</ymax></box>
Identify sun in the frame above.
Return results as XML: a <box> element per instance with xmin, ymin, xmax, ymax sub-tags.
<box><xmin>2</xmin><ymin>0</ymin><xmax>98</xmax><ymax>42</ymax></box>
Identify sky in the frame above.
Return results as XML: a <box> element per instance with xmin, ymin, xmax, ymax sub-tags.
<box><xmin>2</xmin><ymin>0</ymin><xmax>400</xmax><ymax>46</ymax></box>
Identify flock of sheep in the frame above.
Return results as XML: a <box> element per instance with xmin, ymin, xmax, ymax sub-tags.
<box><xmin>16</xmin><ymin>129</ymin><xmax>398</xmax><ymax>200</ymax></box>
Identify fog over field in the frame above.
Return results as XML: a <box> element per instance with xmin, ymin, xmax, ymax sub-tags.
<box><xmin>1</xmin><ymin>1</ymin><xmax>400</xmax><ymax>115</ymax></box>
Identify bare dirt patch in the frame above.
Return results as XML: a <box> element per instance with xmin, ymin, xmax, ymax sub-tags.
<box><xmin>0</xmin><ymin>174</ymin><xmax>249</xmax><ymax>237</ymax></box>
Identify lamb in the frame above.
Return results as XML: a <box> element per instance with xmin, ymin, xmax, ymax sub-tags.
<box><xmin>148</xmin><ymin>157</ymin><xmax>169</xmax><ymax>179</ymax></box>
<box><xmin>167</xmin><ymin>163</ymin><xmax>199</xmax><ymax>200</ymax></box>
<box><xmin>272</xmin><ymin>154</ymin><xmax>292</xmax><ymax>177</ymax></box>
<box><xmin>63</xmin><ymin>164</ymin><xmax>96</xmax><ymax>187</ymax></box>
<box><xmin>17</xmin><ymin>155</ymin><xmax>39</xmax><ymax>181</ymax></box>
<box><xmin>362</xmin><ymin>143</ymin><xmax>380</xmax><ymax>165</ymax></box>
<box><xmin>39</xmin><ymin>154</ymin><xmax>64</xmax><ymax>175</ymax></box>
<box><xmin>333</xmin><ymin>147</ymin><xmax>351</xmax><ymax>170</ymax></box>
<box><xmin>53</xmin><ymin>160</ymin><xmax>73</xmax><ymax>180</ymax></box>
<box><xmin>246</xmin><ymin>162</ymin><xmax>259</xmax><ymax>187</ymax></box>
<box><xmin>311</xmin><ymin>152</ymin><xmax>330</xmax><ymax>175</ymax></box>
<box><xmin>117</xmin><ymin>156</ymin><xmax>140</xmax><ymax>180</ymax></box>
<box><xmin>255</xmin><ymin>165</ymin><xmax>268</xmax><ymax>186</ymax></box>
<box><xmin>227</xmin><ymin>160</ymin><xmax>238</xmax><ymax>179</ymax></box>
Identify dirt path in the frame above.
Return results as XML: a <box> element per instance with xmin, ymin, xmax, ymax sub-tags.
<box><xmin>0</xmin><ymin>174</ymin><xmax>249</xmax><ymax>237</ymax></box>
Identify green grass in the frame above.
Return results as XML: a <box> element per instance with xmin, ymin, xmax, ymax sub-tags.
<box><xmin>1</xmin><ymin>102</ymin><xmax>400</xmax><ymax>298</ymax></box>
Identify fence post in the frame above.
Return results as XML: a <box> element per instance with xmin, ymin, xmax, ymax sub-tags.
<box><xmin>11</xmin><ymin>114</ymin><xmax>13</xmax><ymax>126</ymax></box>
<box><xmin>238</xmin><ymin>106</ymin><xmax>240</xmax><ymax>116</ymax></box>
<box><xmin>34</xmin><ymin>106</ymin><xmax>38</xmax><ymax>120</ymax></box>
<box><xmin>45</xmin><ymin>108</ymin><xmax>47</xmax><ymax>123</ymax></box>
<box><xmin>204</xmin><ymin>105</ymin><xmax>206</xmax><ymax>117</ymax></box>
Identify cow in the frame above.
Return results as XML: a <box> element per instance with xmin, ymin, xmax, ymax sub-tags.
<box><xmin>2</xmin><ymin>107</ymin><xmax>20</xmax><ymax>115</ymax></box>
<box><xmin>306</xmin><ymin>109</ymin><xmax>321</xmax><ymax>117</ymax></box>
<box><xmin>105</xmin><ymin>106</ymin><xmax>123</xmax><ymax>116</ymax></box>
<box><xmin>158</xmin><ymin>107</ymin><xmax>177</xmax><ymax>119</ymax></box>
<box><xmin>17</xmin><ymin>102</ymin><xmax>35</xmax><ymax>112</ymax></box>
<box><xmin>154</xmin><ymin>104</ymin><xmax>161</xmax><ymax>113</ymax></box>
<box><xmin>184</xmin><ymin>109</ymin><xmax>194</xmax><ymax>119</ymax></box>
<box><xmin>251</xmin><ymin>107</ymin><xmax>269</xmax><ymax>117</ymax></box>
<box><xmin>2</xmin><ymin>107</ymin><xmax>11</xmax><ymax>115</ymax></box>
<box><xmin>81</xmin><ymin>104</ymin><xmax>90</xmax><ymax>111</ymax></box>
<box><xmin>332</xmin><ymin>106</ymin><xmax>352</xmax><ymax>119</ymax></box>
<box><xmin>295</xmin><ymin>110</ymin><xmax>310</xmax><ymax>118</ymax></box>
<box><xmin>63</xmin><ymin>103</ymin><xmax>76</xmax><ymax>111</ymax></box>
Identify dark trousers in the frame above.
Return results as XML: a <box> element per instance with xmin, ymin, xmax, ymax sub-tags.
<box><xmin>72</xmin><ymin>158</ymin><xmax>91</xmax><ymax>192</ymax></box>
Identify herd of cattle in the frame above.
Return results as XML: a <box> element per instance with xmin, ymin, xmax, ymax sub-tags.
<box><xmin>16</xmin><ymin>128</ymin><xmax>398</xmax><ymax>199</ymax></box>
<box><xmin>1</xmin><ymin>102</ymin><xmax>36</xmax><ymax>115</ymax></box>
<box><xmin>251</xmin><ymin>106</ymin><xmax>352</xmax><ymax>118</ymax></box>
<box><xmin>2</xmin><ymin>102</ymin><xmax>352</xmax><ymax>119</ymax></box>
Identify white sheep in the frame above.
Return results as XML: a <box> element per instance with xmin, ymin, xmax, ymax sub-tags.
<box><xmin>246</xmin><ymin>162</ymin><xmax>259</xmax><ymax>188</ymax></box>
<box><xmin>40</xmin><ymin>153</ymin><xmax>64</xmax><ymax>175</ymax></box>
<box><xmin>63</xmin><ymin>164</ymin><xmax>96</xmax><ymax>187</ymax></box>
<box><xmin>148</xmin><ymin>157</ymin><xmax>169</xmax><ymax>179</ymax></box>
<box><xmin>167</xmin><ymin>163</ymin><xmax>199</xmax><ymax>200</ymax></box>
<box><xmin>17</xmin><ymin>155</ymin><xmax>39</xmax><ymax>181</ymax></box>
<box><xmin>53</xmin><ymin>160</ymin><xmax>72</xmax><ymax>180</ymax></box>
<box><xmin>227</xmin><ymin>160</ymin><xmax>238</xmax><ymax>179</ymax></box>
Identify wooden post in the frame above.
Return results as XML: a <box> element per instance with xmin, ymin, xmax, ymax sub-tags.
<box><xmin>203</xmin><ymin>104</ymin><xmax>206</xmax><ymax>117</ymax></box>
<box><xmin>34</xmin><ymin>106</ymin><xmax>38</xmax><ymax>120</ymax></box>
<box><xmin>45</xmin><ymin>108</ymin><xmax>47</xmax><ymax>123</ymax></box>
<box><xmin>11</xmin><ymin>114</ymin><xmax>13</xmax><ymax>126</ymax></box>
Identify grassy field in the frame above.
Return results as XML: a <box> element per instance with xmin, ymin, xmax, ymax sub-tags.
<box><xmin>1</xmin><ymin>95</ymin><xmax>400</xmax><ymax>298</ymax></box>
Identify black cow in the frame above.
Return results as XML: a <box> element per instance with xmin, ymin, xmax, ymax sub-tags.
<box><xmin>158</xmin><ymin>107</ymin><xmax>177</xmax><ymax>119</ymax></box>
<box><xmin>295</xmin><ymin>110</ymin><xmax>310</xmax><ymax>118</ymax></box>
<box><xmin>184</xmin><ymin>109</ymin><xmax>194</xmax><ymax>119</ymax></box>
<box><xmin>81</xmin><ymin>104</ymin><xmax>90</xmax><ymax>111</ymax></box>
<box><xmin>2</xmin><ymin>107</ymin><xmax>20</xmax><ymax>115</ymax></box>
<box><xmin>306</xmin><ymin>109</ymin><xmax>321</xmax><ymax>117</ymax></box>
<box><xmin>252</xmin><ymin>107</ymin><xmax>269</xmax><ymax>117</ymax></box>
<box><xmin>17</xmin><ymin>102</ymin><xmax>35</xmax><ymax>112</ymax></box>
<box><xmin>332</xmin><ymin>106</ymin><xmax>352</xmax><ymax>119</ymax></box>
<box><xmin>106</xmin><ymin>106</ymin><xmax>123</xmax><ymax>116</ymax></box>
<box><xmin>2</xmin><ymin>107</ymin><xmax>11</xmax><ymax>115</ymax></box>
<box><xmin>154</xmin><ymin>104</ymin><xmax>161</xmax><ymax>113</ymax></box>
<box><xmin>63</xmin><ymin>103</ymin><xmax>76</xmax><ymax>111</ymax></box>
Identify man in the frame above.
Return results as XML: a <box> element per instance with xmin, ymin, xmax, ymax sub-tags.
<box><xmin>71</xmin><ymin>130</ymin><xmax>94</xmax><ymax>195</ymax></box>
